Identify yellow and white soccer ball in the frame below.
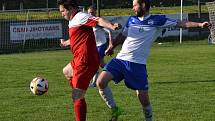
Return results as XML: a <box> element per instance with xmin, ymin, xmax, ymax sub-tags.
<box><xmin>30</xmin><ymin>77</ymin><xmax>48</xmax><ymax>95</ymax></box>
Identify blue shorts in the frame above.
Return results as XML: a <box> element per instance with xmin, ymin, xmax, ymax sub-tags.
<box><xmin>97</xmin><ymin>44</ymin><xmax>107</xmax><ymax>60</ymax></box>
<box><xmin>104</xmin><ymin>58</ymin><xmax>148</xmax><ymax>90</ymax></box>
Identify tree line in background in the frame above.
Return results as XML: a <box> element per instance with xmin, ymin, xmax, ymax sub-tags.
<box><xmin>0</xmin><ymin>0</ymin><xmax>214</xmax><ymax>10</ymax></box>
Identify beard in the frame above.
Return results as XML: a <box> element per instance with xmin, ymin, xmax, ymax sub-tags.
<box><xmin>64</xmin><ymin>11</ymin><xmax>73</xmax><ymax>21</ymax></box>
<box><xmin>136</xmin><ymin>7</ymin><xmax>145</xmax><ymax>17</ymax></box>
<box><xmin>64</xmin><ymin>16</ymin><xmax>70</xmax><ymax>21</ymax></box>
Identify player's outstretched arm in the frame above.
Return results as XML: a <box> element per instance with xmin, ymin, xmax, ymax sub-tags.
<box><xmin>176</xmin><ymin>21</ymin><xmax>211</xmax><ymax>28</ymax></box>
<box><xmin>105</xmin><ymin>33</ymin><xmax>126</xmax><ymax>56</ymax></box>
<box><xmin>108</xmin><ymin>30</ymin><xmax>113</xmax><ymax>47</ymax></box>
<box><xmin>97</xmin><ymin>17</ymin><xmax>121</xmax><ymax>30</ymax></box>
<box><xmin>103</xmin><ymin>28</ymin><xmax>113</xmax><ymax>47</ymax></box>
<box><xmin>60</xmin><ymin>39</ymin><xmax>70</xmax><ymax>47</ymax></box>
<box><xmin>105</xmin><ymin>30</ymin><xmax>114</xmax><ymax>56</ymax></box>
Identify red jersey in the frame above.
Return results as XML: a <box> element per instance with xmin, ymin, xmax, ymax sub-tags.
<box><xmin>69</xmin><ymin>12</ymin><xmax>99</xmax><ymax>65</ymax></box>
<box><xmin>68</xmin><ymin>12</ymin><xmax>100</xmax><ymax>90</ymax></box>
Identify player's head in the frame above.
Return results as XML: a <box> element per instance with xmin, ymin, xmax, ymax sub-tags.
<box><xmin>87</xmin><ymin>5</ymin><xmax>96</xmax><ymax>16</ymax></box>
<box><xmin>57</xmin><ymin>0</ymin><xmax>79</xmax><ymax>20</ymax></box>
<box><xmin>133</xmin><ymin>0</ymin><xmax>151</xmax><ymax>17</ymax></box>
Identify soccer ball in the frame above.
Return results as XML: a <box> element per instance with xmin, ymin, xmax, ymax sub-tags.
<box><xmin>30</xmin><ymin>77</ymin><xmax>48</xmax><ymax>95</ymax></box>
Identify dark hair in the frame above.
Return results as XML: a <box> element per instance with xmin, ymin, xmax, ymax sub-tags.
<box><xmin>57</xmin><ymin>0</ymin><xmax>79</xmax><ymax>10</ymax></box>
<box><xmin>87</xmin><ymin>5</ymin><xmax>96</xmax><ymax>10</ymax></box>
<box><xmin>138</xmin><ymin>0</ymin><xmax>150</xmax><ymax>11</ymax></box>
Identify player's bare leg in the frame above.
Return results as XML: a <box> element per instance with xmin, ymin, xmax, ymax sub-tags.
<box><xmin>97</xmin><ymin>71</ymin><xmax>123</xmax><ymax>121</ymax></box>
<box><xmin>136</xmin><ymin>90</ymin><xmax>152</xmax><ymax>121</ymax></box>
<box><xmin>72</xmin><ymin>88</ymin><xmax>87</xmax><ymax>121</ymax></box>
<box><xmin>63</xmin><ymin>64</ymin><xmax>87</xmax><ymax>121</ymax></box>
<box><xmin>63</xmin><ymin>63</ymin><xmax>73</xmax><ymax>81</ymax></box>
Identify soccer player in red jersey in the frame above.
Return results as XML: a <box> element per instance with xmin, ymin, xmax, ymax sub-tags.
<box><xmin>57</xmin><ymin>0</ymin><xmax>121</xmax><ymax>121</ymax></box>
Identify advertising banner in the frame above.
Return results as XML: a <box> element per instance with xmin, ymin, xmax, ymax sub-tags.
<box><xmin>10</xmin><ymin>21</ymin><xmax>62</xmax><ymax>43</ymax></box>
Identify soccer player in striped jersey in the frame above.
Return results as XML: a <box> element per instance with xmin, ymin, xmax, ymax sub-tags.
<box><xmin>57</xmin><ymin>0</ymin><xmax>121</xmax><ymax>121</ymax></box>
<box><xmin>96</xmin><ymin>0</ymin><xmax>211</xmax><ymax>121</ymax></box>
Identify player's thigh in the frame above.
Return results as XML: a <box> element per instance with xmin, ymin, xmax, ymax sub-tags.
<box><xmin>124</xmin><ymin>62</ymin><xmax>148</xmax><ymax>90</ymax></box>
<box><xmin>71</xmin><ymin>64</ymin><xmax>98</xmax><ymax>90</ymax></box>
<box><xmin>72</xmin><ymin>88</ymin><xmax>86</xmax><ymax>100</ymax></box>
<box><xmin>99</xmin><ymin>58</ymin><xmax>125</xmax><ymax>85</ymax></box>
<box><xmin>96</xmin><ymin>71</ymin><xmax>114</xmax><ymax>88</ymax></box>
<box><xmin>63</xmin><ymin>63</ymin><xmax>73</xmax><ymax>77</ymax></box>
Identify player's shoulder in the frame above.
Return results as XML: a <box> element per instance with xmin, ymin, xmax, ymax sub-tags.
<box><xmin>149</xmin><ymin>15</ymin><xmax>166</xmax><ymax>19</ymax></box>
<box><xmin>127</xmin><ymin>15</ymin><xmax>166</xmax><ymax>21</ymax></box>
<box><xmin>127</xmin><ymin>16</ymin><xmax>139</xmax><ymax>22</ymax></box>
<box><xmin>147</xmin><ymin>15</ymin><xmax>168</xmax><ymax>22</ymax></box>
<box><xmin>126</xmin><ymin>16</ymin><xmax>140</xmax><ymax>26</ymax></box>
<box><xmin>69</xmin><ymin>12</ymin><xmax>93</xmax><ymax>27</ymax></box>
<box><xmin>146</xmin><ymin>15</ymin><xmax>168</xmax><ymax>26</ymax></box>
<box><xmin>74</xmin><ymin>12</ymin><xmax>91</xmax><ymax>20</ymax></box>
<box><xmin>126</xmin><ymin>15</ymin><xmax>167</xmax><ymax>26</ymax></box>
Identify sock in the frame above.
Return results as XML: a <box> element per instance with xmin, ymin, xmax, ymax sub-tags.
<box><xmin>92</xmin><ymin>71</ymin><xmax>99</xmax><ymax>84</ymax></box>
<box><xmin>143</xmin><ymin>105</ymin><xmax>152</xmax><ymax>121</ymax></box>
<box><xmin>99</xmin><ymin>86</ymin><xmax>116</xmax><ymax>109</ymax></box>
<box><xmin>74</xmin><ymin>98</ymin><xmax>87</xmax><ymax>121</ymax></box>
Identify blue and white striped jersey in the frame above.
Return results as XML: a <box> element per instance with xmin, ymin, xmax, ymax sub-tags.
<box><xmin>116</xmin><ymin>15</ymin><xmax>177</xmax><ymax>64</ymax></box>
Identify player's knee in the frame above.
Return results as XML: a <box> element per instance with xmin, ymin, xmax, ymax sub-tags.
<box><xmin>72</xmin><ymin>88</ymin><xmax>85</xmax><ymax>100</ymax></box>
<box><xmin>63</xmin><ymin>66</ymin><xmax>68</xmax><ymax>75</ymax></box>
<box><xmin>96</xmin><ymin>76</ymin><xmax>103</xmax><ymax>88</ymax></box>
<box><xmin>62</xmin><ymin>69</ymin><xmax>68</xmax><ymax>79</ymax></box>
<box><xmin>96</xmin><ymin>81</ymin><xmax>101</xmax><ymax>89</ymax></box>
<box><xmin>63</xmin><ymin>67</ymin><xmax>72</xmax><ymax>80</ymax></box>
<box><xmin>96</xmin><ymin>74</ymin><xmax>109</xmax><ymax>89</ymax></box>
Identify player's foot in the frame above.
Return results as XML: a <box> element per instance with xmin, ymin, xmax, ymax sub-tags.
<box><xmin>109</xmin><ymin>107</ymin><xmax>123</xmax><ymax>121</ymax></box>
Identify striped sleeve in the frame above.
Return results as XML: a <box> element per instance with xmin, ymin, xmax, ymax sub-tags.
<box><xmin>69</xmin><ymin>12</ymin><xmax>99</xmax><ymax>28</ymax></box>
<box><xmin>161</xmin><ymin>17</ymin><xmax>177</xmax><ymax>28</ymax></box>
<box><xmin>84</xmin><ymin>16</ymin><xmax>99</xmax><ymax>27</ymax></box>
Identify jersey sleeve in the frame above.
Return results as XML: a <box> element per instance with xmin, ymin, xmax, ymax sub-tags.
<box><xmin>103</xmin><ymin>28</ymin><xmax>111</xmax><ymax>33</ymax></box>
<box><xmin>69</xmin><ymin>12</ymin><xmax>99</xmax><ymax>28</ymax></box>
<box><xmin>159</xmin><ymin>15</ymin><xmax>178</xmax><ymax>28</ymax></box>
<box><xmin>84</xmin><ymin>16</ymin><xmax>100</xmax><ymax>27</ymax></box>
<box><xmin>150</xmin><ymin>15</ymin><xmax>177</xmax><ymax>28</ymax></box>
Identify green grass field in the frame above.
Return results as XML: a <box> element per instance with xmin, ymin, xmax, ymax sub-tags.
<box><xmin>0</xmin><ymin>40</ymin><xmax>215</xmax><ymax>121</ymax></box>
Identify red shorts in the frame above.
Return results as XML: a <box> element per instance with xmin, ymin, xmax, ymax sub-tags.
<box><xmin>70</xmin><ymin>55</ymin><xmax>99</xmax><ymax>90</ymax></box>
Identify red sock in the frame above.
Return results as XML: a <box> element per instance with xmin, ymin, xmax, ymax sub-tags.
<box><xmin>74</xmin><ymin>98</ymin><xmax>87</xmax><ymax>121</ymax></box>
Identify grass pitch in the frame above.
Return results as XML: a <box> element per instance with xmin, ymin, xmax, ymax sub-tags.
<box><xmin>0</xmin><ymin>40</ymin><xmax>215</xmax><ymax>121</ymax></box>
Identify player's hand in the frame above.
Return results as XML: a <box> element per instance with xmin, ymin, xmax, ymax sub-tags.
<box><xmin>112</xmin><ymin>23</ymin><xmax>122</xmax><ymax>30</ymax></box>
<box><xmin>60</xmin><ymin>39</ymin><xmax>68</xmax><ymax>47</ymax></box>
<box><xmin>201</xmin><ymin>22</ymin><xmax>212</xmax><ymax>29</ymax></box>
<box><xmin>105</xmin><ymin>45</ymin><xmax>114</xmax><ymax>56</ymax></box>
